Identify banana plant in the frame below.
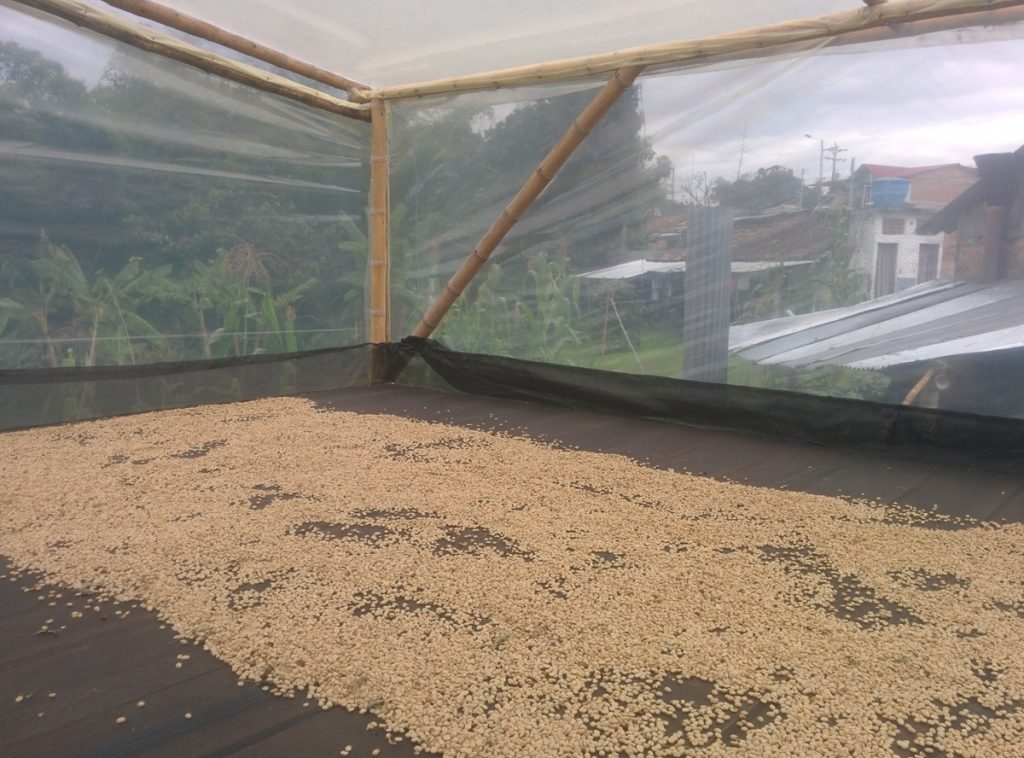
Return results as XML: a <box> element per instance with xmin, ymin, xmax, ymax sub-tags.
<box><xmin>247</xmin><ymin>277</ymin><xmax>317</xmax><ymax>354</ymax></box>
<box><xmin>0</xmin><ymin>232</ymin><xmax>90</xmax><ymax>366</ymax></box>
<box><xmin>0</xmin><ymin>233</ymin><xmax>178</xmax><ymax>367</ymax></box>
<box><xmin>85</xmin><ymin>257</ymin><xmax>175</xmax><ymax>366</ymax></box>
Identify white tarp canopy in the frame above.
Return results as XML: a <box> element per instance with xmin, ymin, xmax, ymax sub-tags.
<box><xmin>157</xmin><ymin>0</ymin><xmax>855</xmax><ymax>88</ymax></box>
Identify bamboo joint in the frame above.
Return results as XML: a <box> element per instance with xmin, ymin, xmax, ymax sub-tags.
<box><xmin>11</xmin><ymin>0</ymin><xmax>370</xmax><ymax>121</ymax></box>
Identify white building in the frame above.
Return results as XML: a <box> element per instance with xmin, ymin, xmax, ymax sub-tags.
<box><xmin>849</xmin><ymin>164</ymin><xmax>978</xmax><ymax>298</ymax></box>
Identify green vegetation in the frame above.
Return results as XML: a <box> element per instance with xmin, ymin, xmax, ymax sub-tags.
<box><xmin>814</xmin><ymin>202</ymin><xmax>869</xmax><ymax>308</ymax></box>
<box><xmin>431</xmin><ymin>252</ymin><xmax>888</xmax><ymax>403</ymax></box>
<box><xmin>1</xmin><ymin>41</ymin><xmax>369</xmax><ymax>368</ymax></box>
<box><xmin>439</xmin><ymin>252</ymin><xmax>583</xmax><ymax>363</ymax></box>
<box><xmin>729</xmin><ymin>357</ymin><xmax>890</xmax><ymax>402</ymax></box>
<box><xmin>1</xmin><ymin>36</ymin><xmax>887</xmax><ymax>405</ymax></box>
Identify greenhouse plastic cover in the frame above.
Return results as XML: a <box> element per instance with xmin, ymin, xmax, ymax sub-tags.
<box><xmin>1</xmin><ymin>3</ymin><xmax>372</xmax><ymax>371</ymax></box>
<box><xmin>134</xmin><ymin>0</ymin><xmax>857</xmax><ymax>88</ymax></box>
<box><xmin>387</xmin><ymin>19</ymin><xmax>1024</xmax><ymax>418</ymax></box>
<box><xmin>4</xmin><ymin>2</ymin><xmax>1024</xmax><ymax>429</ymax></box>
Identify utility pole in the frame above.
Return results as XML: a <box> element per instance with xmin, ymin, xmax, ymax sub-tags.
<box><xmin>825</xmin><ymin>141</ymin><xmax>848</xmax><ymax>183</ymax></box>
<box><xmin>736</xmin><ymin>125</ymin><xmax>747</xmax><ymax>182</ymax></box>
<box><xmin>805</xmin><ymin>134</ymin><xmax>825</xmax><ymax>187</ymax></box>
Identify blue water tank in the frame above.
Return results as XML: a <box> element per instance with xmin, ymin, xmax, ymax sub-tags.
<box><xmin>871</xmin><ymin>178</ymin><xmax>910</xmax><ymax>208</ymax></box>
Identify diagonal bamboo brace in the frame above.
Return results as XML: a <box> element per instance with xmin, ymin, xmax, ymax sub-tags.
<box><xmin>411</xmin><ymin>65</ymin><xmax>645</xmax><ymax>339</ymax></box>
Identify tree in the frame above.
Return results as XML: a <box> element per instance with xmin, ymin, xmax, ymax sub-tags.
<box><xmin>480</xmin><ymin>85</ymin><xmax>670</xmax><ymax>264</ymax></box>
<box><xmin>677</xmin><ymin>170</ymin><xmax>716</xmax><ymax>208</ymax></box>
<box><xmin>1</xmin><ymin>41</ymin><xmax>372</xmax><ymax>365</ymax></box>
<box><xmin>0</xmin><ymin>41</ymin><xmax>87</xmax><ymax>111</ymax></box>
<box><xmin>713</xmin><ymin>165</ymin><xmax>804</xmax><ymax>215</ymax></box>
<box><xmin>815</xmin><ymin>203</ymin><xmax>868</xmax><ymax>308</ymax></box>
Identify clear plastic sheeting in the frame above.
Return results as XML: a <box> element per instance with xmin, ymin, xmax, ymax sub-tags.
<box><xmin>389</xmin><ymin>21</ymin><xmax>1024</xmax><ymax>418</ymax></box>
<box><xmin>148</xmin><ymin>0</ymin><xmax>856</xmax><ymax>88</ymax></box>
<box><xmin>0</xmin><ymin>5</ymin><xmax>371</xmax><ymax>369</ymax></box>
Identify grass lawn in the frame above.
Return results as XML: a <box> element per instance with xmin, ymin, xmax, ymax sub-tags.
<box><xmin>559</xmin><ymin>329</ymin><xmax>889</xmax><ymax>402</ymax></box>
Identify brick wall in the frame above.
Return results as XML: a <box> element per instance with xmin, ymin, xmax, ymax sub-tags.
<box><xmin>952</xmin><ymin>188</ymin><xmax>1024</xmax><ymax>282</ymax></box>
<box><xmin>952</xmin><ymin>209</ymin><xmax>991</xmax><ymax>282</ymax></box>
<box><xmin>939</xmin><ymin>232</ymin><xmax>958</xmax><ymax>279</ymax></box>
<box><xmin>1001</xmin><ymin>192</ymin><xmax>1024</xmax><ymax>279</ymax></box>
<box><xmin>908</xmin><ymin>167</ymin><xmax>978</xmax><ymax>206</ymax></box>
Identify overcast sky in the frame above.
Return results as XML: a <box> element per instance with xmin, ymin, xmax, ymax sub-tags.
<box><xmin>3</xmin><ymin>4</ymin><xmax>1024</xmax><ymax>188</ymax></box>
<box><xmin>1</xmin><ymin>5</ymin><xmax>110</xmax><ymax>83</ymax></box>
<box><xmin>641</xmin><ymin>33</ymin><xmax>1024</xmax><ymax>185</ymax></box>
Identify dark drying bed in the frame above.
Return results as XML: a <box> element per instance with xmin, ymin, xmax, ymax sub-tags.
<box><xmin>2</xmin><ymin>383</ymin><xmax>1022</xmax><ymax>757</ymax></box>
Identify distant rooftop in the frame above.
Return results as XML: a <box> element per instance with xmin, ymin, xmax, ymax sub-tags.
<box><xmin>578</xmin><ymin>258</ymin><xmax>813</xmax><ymax>280</ymax></box>
<box><xmin>854</xmin><ymin>163</ymin><xmax>977</xmax><ymax>207</ymax></box>
<box><xmin>653</xmin><ymin>209</ymin><xmax>833</xmax><ymax>264</ymax></box>
<box><xmin>857</xmin><ymin>163</ymin><xmax>970</xmax><ymax>179</ymax></box>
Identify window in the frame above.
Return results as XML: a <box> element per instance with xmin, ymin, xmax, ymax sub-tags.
<box><xmin>918</xmin><ymin>244</ymin><xmax>940</xmax><ymax>283</ymax></box>
<box><xmin>875</xmin><ymin>243</ymin><xmax>897</xmax><ymax>297</ymax></box>
<box><xmin>882</xmin><ymin>217</ymin><xmax>906</xmax><ymax>235</ymax></box>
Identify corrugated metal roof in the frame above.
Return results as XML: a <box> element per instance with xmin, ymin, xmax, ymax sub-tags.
<box><xmin>578</xmin><ymin>258</ymin><xmax>812</xmax><ymax>280</ymax></box>
<box><xmin>578</xmin><ymin>259</ymin><xmax>686</xmax><ymax>279</ymax></box>
<box><xmin>730</xmin><ymin>280</ymin><xmax>1024</xmax><ymax>370</ymax></box>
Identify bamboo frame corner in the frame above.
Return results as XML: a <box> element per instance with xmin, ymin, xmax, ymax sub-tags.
<box><xmin>11</xmin><ymin>0</ymin><xmax>370</xmax><ymax>122</ymax></box>
<box><xmin>101</xmin><ymin>0</ymin><xmax>369</xmax><ymax>92</ymax></box>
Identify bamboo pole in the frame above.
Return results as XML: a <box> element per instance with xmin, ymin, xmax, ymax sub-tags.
<box><xmin>609</xmin><ymin>295</ymin><xmax>645</xmax><ymax>375</ymax></box>
<box><xmin>902</xmin><ymin>367</ymin><xmax>935</xmax><ymax>405</ymax></box>
<box><xmin>101</xmin><ymin>0</ymin><xmax>369</xmax><ymax>92</ymax></box>
<box><xmin>11</xmin><ymin>0</ymin><xmax>370</xmax><ymax>122</ymax></box>
<box><xmin>828</xmin><ymin>4</ymin><xmax>1024</xmax><ymax>45</ymax></box>
<box><xmin>353</xmin><ymin>0</ymin><xmax>1024</xmax><ymax>101</ymax></box>
<box><xmin>411</xmin><ymin>65</ymin><xmax>644</xmax><ymax>340</ymax></box>
<box><xmin>369</xmin><ymin>99</ymin><xmax>391</xmax><ymax>345</ymax></box>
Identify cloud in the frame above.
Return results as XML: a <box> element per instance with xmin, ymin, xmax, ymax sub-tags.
<box><xmin>643</xmin><ymin>33</ymin><xmax>1024</xmax><ymax>182</ymax></box>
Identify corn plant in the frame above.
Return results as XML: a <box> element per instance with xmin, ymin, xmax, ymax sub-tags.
<box><xmin>438</xmin><ymin>251</ymin><xmax>582</xmax><ymax>362</ymax></box>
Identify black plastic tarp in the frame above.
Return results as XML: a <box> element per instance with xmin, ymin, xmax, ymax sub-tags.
<box><xmin>0</xmin><ymin>344</ymin><xmax>372</xmax><ymax>431</ymax></box>
<box><xmin>4</xmin><ymin>339</ymin><xmax>1024</xmax><ymax>473</ymax></box>
<box><xmin>393</xmin><ymin>338</ymin><xmax>1024</xmax><ymax>472</ymax></box>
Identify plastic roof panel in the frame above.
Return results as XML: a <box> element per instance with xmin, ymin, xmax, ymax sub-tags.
<box><xmin>161</xmin><ymin>1</ymin><xmax>855</xmax><ymax>87</ymax></box>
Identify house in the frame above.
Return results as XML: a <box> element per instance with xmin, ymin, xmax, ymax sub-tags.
<box><xmin>729</xmin><ymin>146</ymin><xmax>1024</xmax><ymax>417</ymax></box>
<box><xmin>919</xmin><ymin>147</ymin><xmax>1024</xmax><ymax>283</ymax></box>
<box><xmin>849</xmin><ymin>164</ymin><xmax>977</xmax><ymax>297</ymax></box>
